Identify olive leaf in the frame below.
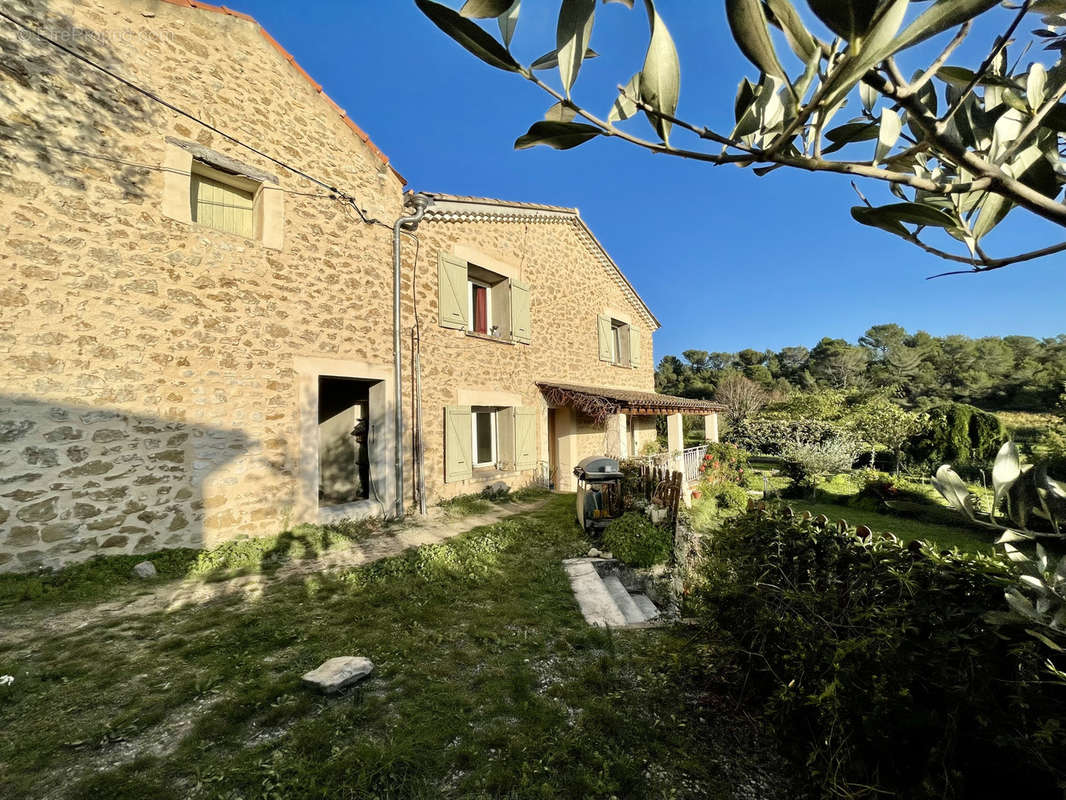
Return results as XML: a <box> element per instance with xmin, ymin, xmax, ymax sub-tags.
<box><xmin>515</xmin><ymin>120</ymin><xmax>601</xmax><ymax>149</ymax></box>
<box><xmin>1028</xmin><ymin>62</ymin><xmax>1048</xmax><ymax>110</ymax></box>
<box><xmin>894</xmin><ymin>0</ymin><xmax>1002</xmax><ymax>52</ymax></box>
<box><xmin>874</xmin><ymin>107</ymin><xmax>901</xmax><ymax>163</ymax></box>
<box><xmin>639</xmin><ymin>0</ymin><xmax>681</xmax><ymax>143</ymax></box>
<box><xmin>608</xmin><ymin>73</ymin><xmax>641</xmax><ymax>123</ymax></box>
<box><xmin>460</xmin><ymin>0</ymin><xmax>516</xmax><ymax>18</ymax></box>
<box><xmin>821</xmin><ymin>119</ymin><xmax>878</xmax><ymax>154</ymax></box>
<box><xmin>498</xmin><ymin>0</ymin><xmax>520</xmax><ymax>47</ymax></box>
<box><xmin>852</xmin><ymin>202</ymin><xmax>957</xmax><ymax>239</ymax></box>
<box><xmin>557</xmin><ymin>0</ymin><xmax>596</xmax><ymax>96</ymax></box>
<box><xmin>805</xmin><ymin>0</ymin><xmax>881</xmax><ymax>42</ymax></box>
<box><xmin>765</xmin><ymin>0</ymin><xmax>819</xmax><ymax>61</ymax></box>
<box><xmin>530</xmin><ymin>47</ymin><xmax>599</xmax><ymax>70</ymax></box>
<box><xmin>545</xmin><ymin>101</ymin><xmax>577</xmax><ymax>122</ymax></box>
<box><xmin>859</xmin><ymin>80</ymin><xmax>878</xmax><ymax>112</ymax></box>
<box><xmin>416</xmin><ymin>0</ymin><xmax>521</xmax><ymax>72</ymax></box>
<box><xmin>821</xmin><ymin>0</ymin><xmax>909</xmax><ymax>108</ymax></box>
<box><xmin>725</xmin><ymin>0</ymin><xmax>788</xmax><ymax>81</ymax></box>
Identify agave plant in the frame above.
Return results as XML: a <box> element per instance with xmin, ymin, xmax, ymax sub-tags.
<box><xmin>933</xmin><ymin>440</ymin><xmax>1066</xmax><ymax>537</ymax></box>
<box><xmin>937</xmin><ymin>441</ymin><xmax>1066</xmax><ymax>650</ymax></box>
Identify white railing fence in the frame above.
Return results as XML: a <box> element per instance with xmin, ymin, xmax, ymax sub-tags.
<box><xmin>683</xmin><ymin>445</ymin><xmax>708</xmax><ymax>483</ymax></box>
<box><xmin>629</xmin><ymin>444</ymin><xmax>707</xmax><ymax>484</ymax></box>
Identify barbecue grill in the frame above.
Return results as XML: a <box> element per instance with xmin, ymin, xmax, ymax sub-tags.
<box><xmin>573</xmin><ymin>455</ymin><xmax>624</xmax><ymax>532</ymax></box>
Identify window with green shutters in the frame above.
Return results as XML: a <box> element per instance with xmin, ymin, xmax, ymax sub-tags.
<box><xmin>598</xmin><ymin>315</ymin><xmax>640</xmax><ymax>368</ymax></box>
<box><xmin>444</xmin><ymin>405</ymin><xmax>537</xmax><ymax>482</ymax></box>
<box><xmin>438</xmin><ymin>254</ymin><xmax>532</xmax><ymax>344</ymax></box>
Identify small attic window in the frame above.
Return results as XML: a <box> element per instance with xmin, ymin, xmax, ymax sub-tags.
<box><xmin>190</xmin><ymin>161</ymin><xmax>259</xmax><ymax>239</ymax></box>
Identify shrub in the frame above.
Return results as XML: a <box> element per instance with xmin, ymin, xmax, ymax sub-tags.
<box><xmin>906</xmin><ymin>402</ymin><xmax>1006</xmax><ymax>467</ymax></box>
<box><xmin>760</xmin><ymin>389</ymin><xmax>849</xmax><ymax>421</ymax></box>
<box><xmin>694</xmin><ymin>507</ymin><xmax>1066</xmax><ymax>798</ymax></box>
<box><xmin>698</xmin><ymin>442</ymin><xmax>749</xmax><ymax>485</ymax></box>
<box><xmin>780</xmin><ymin>435</ymin><xmax>861</xmax><ymax>495</ymax></box>
<box><xmin>602</xmin><ymin>512</ymin><xmax>672</xmax><ymax>568</ymax></box>
<box><xmin>706</xmin><ymin>481</ymin><xmax>749</xmax><ymax>511</ymax></box>
<box><xmin>1036</xmin><ymin>424</ymin><xmax>1066</xmax><ymax>475</ymax></box>
<box><xmin>725</xmin><ymin>418</ymin><xmax>852</xmax><ymax>457</ymax></box>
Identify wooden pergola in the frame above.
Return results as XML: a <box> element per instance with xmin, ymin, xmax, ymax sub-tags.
<box><xmin>537</xmin><ymin>381</ymin><xmax>724</xmax><ymax>424</ymax></box>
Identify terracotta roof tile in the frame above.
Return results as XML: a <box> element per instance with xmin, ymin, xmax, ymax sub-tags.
<box><xmin>158</xmin><ymin>0</ymin><xmax>403</xmax><ymax>184</ymax></box>
<box><xmin>538</xmin><ymin>382</ymin><xmax>725</xmax><ymax>414</ymax></box>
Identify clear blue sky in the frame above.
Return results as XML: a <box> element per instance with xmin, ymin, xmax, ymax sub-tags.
<box><xmin>233</xmin><ymin>1</ymin><xmax>1066</xmax><ymax>360</ymax></box>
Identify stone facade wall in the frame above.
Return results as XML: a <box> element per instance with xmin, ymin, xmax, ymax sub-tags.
<box><xmin>415</xmin><ymin>215</ymin><xmax>658</xmax><ymax>500</ymax></box>
<box><xmin>0</xmin><ymin>0</ymin><xmax>405</xmax><ymax>571</ymax></box>
<box><xmin>0</xmin><ymin>0</ymin><xmax>662</xmax><ymax>572</ymax></box>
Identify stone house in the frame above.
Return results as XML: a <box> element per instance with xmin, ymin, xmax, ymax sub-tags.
<box><xmin>0</xmin><ymin>0</ymin><xmax>720</xmax><ymax>572</ymax></box>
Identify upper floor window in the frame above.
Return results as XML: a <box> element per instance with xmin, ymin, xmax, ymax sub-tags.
<box><xmin>598</xmin><ymin>314</ymin><xmax>641</xmax><ymax>368</ymax></box>
<box><xmin>161</xmin><ymin>137</ymin><xmax>284</xmax><ymax>250</ymax></box>
<box><xmin>190</xmin><ymin>163</ymin><xmax>258</xmax><ymax>239</ymax></box>
<box><xmin>438</xmin><ymin>253</ymin><xmax>531</xmax><ymax>344</ymax></box>
<box><xmin>469</xmin><ymin>278</ymin><xmax>492</xmax><ymax>335</ymax></box>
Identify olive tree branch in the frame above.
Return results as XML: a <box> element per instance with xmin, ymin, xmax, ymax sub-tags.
<box><xmin>872</xmin><ymin>72</ymin><xmax>1066</xmax><ymax>227</ymax></box>
<box><xmin>998</xmin><ymin>78</ymin><xmax>1066</xmax><ymax>164</ymax></box>
<box><xmin>529</xmin><ymin>69</ymin><xmax>997</xmax><ymax>199</ymax></box>
<box><xmin>926</xmin><ymin>239</ymin><xmax>1066</xmax><ymax>277</ymax></box>
<box><xmin>908</xmin><ymin>22</ymin><xmax>972</xmax><ymax>97</ymax></box>
<box><xmin>939</xmin><ymin>0</ymin><xmax>1032</xmax><ymax>127</ymax></box>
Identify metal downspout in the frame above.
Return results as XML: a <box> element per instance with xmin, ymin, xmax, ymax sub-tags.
<box><xmin>392</xmin><ymin>193</ymin><xmax>432</xmax><ymax>520</ymax></box>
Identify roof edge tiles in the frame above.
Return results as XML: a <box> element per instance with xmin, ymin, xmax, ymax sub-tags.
<box><xmin>537</xmin><ymin>382</ymin><xmax>725</xmax><ymax>415</ymax></box>
<box><xmin>157</xmin><ymin>0</ymin><xmax>405</xmax><ymax>185</ymax></box>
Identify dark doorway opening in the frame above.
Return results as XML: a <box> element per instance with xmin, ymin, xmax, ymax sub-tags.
<box><xmin>318</xmin><ymin>376</ymin><xmax>377</xmax><ymax>506</ymax></box>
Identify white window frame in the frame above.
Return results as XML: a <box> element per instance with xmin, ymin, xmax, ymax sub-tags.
<box><xmin>471</xmin><ymin>407</ymin><xmax>498</xmax><ymax>468</ymax></box>
<box><xmin>468</xmin><ymin>277</ymin><xmax>493</xmax><ymax>335</ymax></box>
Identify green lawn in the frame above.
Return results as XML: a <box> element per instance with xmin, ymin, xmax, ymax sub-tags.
<box><xmin>0</xmin><ymin>495</ymin><xmax>793</xmax><ymax>800</ymax></box>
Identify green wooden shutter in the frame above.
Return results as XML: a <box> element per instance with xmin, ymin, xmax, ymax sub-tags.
<box><xmin>491</xmin><ymin>279</ymin><xmax>512</xmax><ymax>339</ymax></box>
<box><xmin>192</xmin><ymin>172</ymin><xmax>255</xmax><ymax>237</ymax></box>
<box><xmin>497</xmin><ymin>408</ymin><xmax>516</xmax><ymax>470</ymax></box>
<box><xmin>597</xmin><ymin>315</ymin><xmax>612</xmax><ymax>362</ymax></box>
<box><xmin>511</xmin><ymin>280</ymin><xmax>531</xmax><ymax>344</ymax></box>
<box><xmin>444</xmin><ymin>405</ymin><xmax>472</xmax><ymax>482</ymax></box>
<box><xmin>438</xmin><ymin>254</ymin><xmax>469</xmax><ymax>330</ymax></box>
<box><xmin>514</xmin><ymin>407</ymin><xmax>537</xmax><ymax>470</ymax></box>
<box><xmin>629</xmin><ymin>325</ymin><xmax>641</xmax><ymax>368</ymax></box>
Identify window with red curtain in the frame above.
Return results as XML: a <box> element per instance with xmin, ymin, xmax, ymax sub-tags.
<box><xmin>472</xmin><ymin>283</ymin><xmax>487</xmax><ymax>334</ymax></box>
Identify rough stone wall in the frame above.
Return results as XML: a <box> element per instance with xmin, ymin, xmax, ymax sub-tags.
<box><xmin>0</xmin><ymin>0</ymin><xmax>405</xmax><ymax>571</ymax></box>
<box><xmin>0</xmin><ymin>0</ymin><xmax>664</xmax><ymax>572</ymax></box>
<box><xmin>414</xmin><ymin>216</ymin><xmax>658</xmax><ymax>500</ymax></box>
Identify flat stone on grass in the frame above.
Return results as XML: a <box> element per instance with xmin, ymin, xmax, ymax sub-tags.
<box><xmin>301</xmin><ymin>656</ymin><xmax>374</xmax><ymax>694</ymax></box>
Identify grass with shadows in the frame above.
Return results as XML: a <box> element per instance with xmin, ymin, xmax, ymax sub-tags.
<box><xmin>0</xmin><ymin>517</ymin><xmax>381</xmax><ymax>608</ymax></box>
<box><xmin>0</xmin><ymin>494</ymin><xmax>792</xmax><ymax>800</ymax></box>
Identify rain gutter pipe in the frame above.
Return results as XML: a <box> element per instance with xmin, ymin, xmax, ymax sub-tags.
<box><xmin>392</xmin><ymin>192</ymin><xmax>433</xmax><ymax>520</ymax></box>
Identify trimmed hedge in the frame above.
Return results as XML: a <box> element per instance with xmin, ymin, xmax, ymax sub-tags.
<box><xmin>693</xmin><ymin>506</ymin><xmax>1066</xmax><ymax>798</ymax></box>
<box><xmin>906</xmin><ymin>402</ymin><xmax>1006</xmax><ymax>467</ymax></box>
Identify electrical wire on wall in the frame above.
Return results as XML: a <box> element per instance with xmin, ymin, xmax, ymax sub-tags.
<box><xmin>0</xmin><ymin>8</ymin><xmax>387</xmax><ymax>227</ymax></box>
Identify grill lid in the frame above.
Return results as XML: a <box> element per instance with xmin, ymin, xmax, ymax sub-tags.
<box><xmin>573</xmin><ymin>455</ymin><xmax>622</xmax><ymax>481</ymax></box>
